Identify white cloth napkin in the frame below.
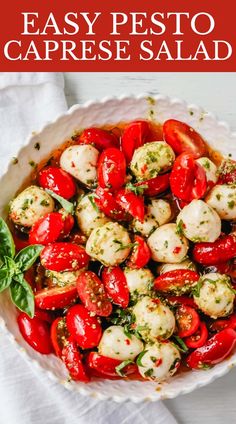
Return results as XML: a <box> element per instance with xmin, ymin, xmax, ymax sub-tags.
<box><xmin>0</xmin><ymin>72</ymin><xmax>177</xmax><ymax>424</ymax></box>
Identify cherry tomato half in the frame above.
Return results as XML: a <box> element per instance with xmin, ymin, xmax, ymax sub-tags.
<box><xmin>102</xmin><ymin>266</ymin><xmax>129</xmax><ymax>308</ymax></box>
<box><xmin>185</xmin><ymin>322</ymin><xmax>208</xmax><ymax>349</ymax></box>
<box><xmin>79</xmin><ymin>127</ymin><xmax>119</xmax><ymax>151</ymax></box>
<box><xmin>58</xmin><ymin>210</ymin><xmax>74</xmax><ymax>239</ymax></box>
<box><xmin>39</xmin><ymin>166</ymin><xmax>76</xmax><ymax>199</ymax></box>
<box><xmin>29</xmin><ymin>212</ymin><xmax>64</xmax><ymax>245</ymax></box>
<box><xmin>166</xmin><ymin>295</ymin><xmax>197</xmax><ymax>309</ymax></box>
<box><xmin>135</xmin><ymin>173</ymin><xmax>170</xmax><ymax>197</ymax></box>
<box><xmin>87</xmin><ymin>352</ymin><xmax>138</xmax><ymax>378</ymax></box>
<box><xmin>61</xmin><ymin>337</ymin><xmax>90</xmax><ymax>382</ymax></box>
<box><xmin>97</xmin><ymin>147</ymin><xmax>126</xmax><ymax>191</ymax></box>
<box><xmin>154</xmin><ymin>270</ymin><xmax>200</xmax><ymax>294</ymax></box>
<box><xmin>35</xmin><ymin>284</ymin><xmax>78</xmax><ymax>310</ymax></box>
<box><xmin>121</xmin><ymin>120</ymin><xmax>151</xmax><ymax>163</ymax></box>
<box><xmin>95</xmin><ymin>186</ymin><xmax>129</xmax><ymax>221</ymax></box>
<box><xmin>126</xmin><ymin>235</ymin><xmax>151</xmax><ymax>269</ymax></box>
<box><xmin>163</xmin><ymin>119</ymin><xmax>207</xmax><ymax>158</ymax></box>
<box><xmin>50</xmin><ymin>317</ymin><xmax>69</xmax><ymax>357</ymax></box>
<box><xmin>40</xmin><ymin>242</ymin><xmax>90</xmax><ymax>272</ymax></box>
<box><xmin>176</xmin><ymin>305</ymin><xmax>200</xmax><ymax>338</ymax></box>
<box><xmin>186</xmin><ymin>328</ymin><xmax>236</xmax><ymax>369</ymax></box>
<box><xmin>76</xmin><ymin>271</ymin><xmax>112</xmax><ymax>317</ymax></box>
<box><xmin>193</xmin><ymin>234</ymin><xmax>236</xmax><ymax>265</ymax></box>
<box><xmin>66</xmin><ymin>304</ymin><xmax>102</xmax><ymax>349</ymax></box>
<box><xmin>217</xmin><ymin>159</ymin><xmax>236</xmax><ymax>185</ymax></box>
<box><xmin>210</xmin><ymin>314</ymin><xmax>236</xmax><ymax>333</ymax></box>
<box><xmin>115</xmin><ymin>189</ymin><xmax>145</xmax><ymax>222</ymax></box>
<box><xmin>17</xmin><ymin>312</ymin><xmax>53</xmax><ymax>354</ymax></box>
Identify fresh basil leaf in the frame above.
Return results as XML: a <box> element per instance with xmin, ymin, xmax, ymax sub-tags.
<box><xmin>115</xmin><ymin>360</ymin><xmax>134</xmax><ymax>377</ymax></box>
<box><xmin>15</xmin><ymin>244</ymin><xmax>43</xmax><ymax>271</ymax></box>
<box><xmin>0</xmin><ymin>217</ymin><xmax>15</xmax><ymax>259</ymax></box>
<box><xmin>172</xmin><ymin>335</ymin><xmax>188</xmax><ymax>353</ymax></box>
<box><xmin>45</xmin><ymin>189</ymin><xmax>74</xmax><ymax>214</ymax></box>
<box><xmin>136</xmin><ymin>350</ymin><xmax>148</xmax><ymax>367</ymax></box>
<box><xmin>10</xmin><ymin>274</ymin><xmax>35</xmax><ymax>318</ymax></box>
<box><xmin>0</xmin><ymin>267</ymin><xmax>12</xmax><ymax>293</ymax></box>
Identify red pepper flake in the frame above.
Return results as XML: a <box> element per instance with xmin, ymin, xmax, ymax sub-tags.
<box><xmin>155</xmin><ymin>358</ymin><xmax>163</xmax><ymax>367</ymax></box>
<box><xmin>125</xmin><ymin>339</ymin><xmax>131</xmax><ymax>345</ymax></box>
<box><xmin>173</xmin><ymin>246</ymin><xmax>181</xmax><ymax>254</ymax></box>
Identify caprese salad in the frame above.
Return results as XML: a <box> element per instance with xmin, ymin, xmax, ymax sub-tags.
<box><xmin>1</xmin><ymin>118</ymin><xmax>236</xmax><ymax>384</ymax></box>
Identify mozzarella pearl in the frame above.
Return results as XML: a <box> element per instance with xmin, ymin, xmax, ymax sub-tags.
<box><xmin>60</xmin><ymin>145</ymin><xmax>99</xmax><ymax>187</ymax></box>
<box><xmin>196</xmin><ymin>157</ymin><xmax>218</xmax><ymax>186</ymax></box>
<box><xmin>98</xmin><ymin>325</ymin><xmax>143</xmax><ymax>361</ymax></box>
<box><xmin>138</xmin><ymin>342</ymin><xmax>181</xmax><ymax>382</ymax></box>
<box><xmin>133</xmin><ymin>199</ymin><xmax>172</xmax><ymax>237</ymax></box>
<box><xmin>194</xmin><ymin>273</ymin><xmax>235</xmax><ymax>318</ymax></box>
<box><xmin>86</xmin><ymin>222</ymin><xmax>131</xmax><ymax>266</ymax></box>
<box><xmin>176</xmin><ymin>200</ymin><xmax>221</xmax><ymax>243</ymax></box>
<box><xmin>147</xmin><ymin>223</ymin><xmax>189</xmax><ymax>263</ymax></box>
<box><xmin>9</xmin><ymin>185</ymin><xmax>54</xmax><ymax>227</ymax></box>
<box><xmin>133</xmin><ymin>296</ymin><xmax>176</xmax><ymax>342</ymax></box>
<box><xmin>157</xmin><ymin>259</ymin><xmax>197</xmax><ymax>275</ymax></box>
<box><xmin>206</xmin><ymin>184</ymin><xmax>236</xmax><ymax>221</ymax></box>
<box><xmin>75</xmin><ymin>194</ymin><xmax>109</xmax><ymax>236</ymax></box>
<box><xmin>130</xmin><ymin>142</ymin><xmax>175</xmax><ymax>181</ymax></box>
<box><xmin>124</xmin><ymin>267</ymin><xmax>154</xmax><ymax>296</ymax></box>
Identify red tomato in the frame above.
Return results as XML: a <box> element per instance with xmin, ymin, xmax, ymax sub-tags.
<box><xmin>79</xmin><ymin>128</ymin><xmax>119</xmax><ymax>151</ymax></box>
<box><xmin>17</xmin><ymin>312</ymin><xmax>53</xmax><ymax>354</ymax></box>
<box><xmin>61</xmin><ymin>337</ymin><xmax>90</xmax><ymax>382</ymax></box>
<box><xmin>13</xmin><ymin>233</ymin><xmax>29</xmax><ymax>251</ymax></box>
<box><xmin>163</xmin><ymin>119</ymin><xmax>207</xmax><ymax>158</ymax></box>
<box><xmin>97</xmin><ymin>147</ymin><xmax>126</xmax><ymax>191</ymax></box>
<box><xmin>176</xmin><ymin>305</ymin><xmax>200</xmax><ymax>338</ymax></box>
<box><xmin>154</xmin><ymin>270</ymin><xmax>199</xmax><ymax>294</ymax></box>
<box><xmin>102</xmin><ymin>267</ymin><xmax>129</xmax><ymax>308</ymax></box>
<box><xmin>76</xmin><ymin>271</ymin><xmax>112</xmax><ymax>317</ymax></box>
<box><xmin>185</xmin><ymin>322</ymin><xmax>208</xmax><ymax>349</ymax></box>
<box><xmin>170</xmin><ymin>153</ymin><xmax>207</xmax><ymax>202</ymax></box>
<box><xmin>115</xmin><ymin>189</ymin><xmax>145</xmax><ymax>222</ymax></box>
<box><xmin>29</xmin><ymin>212</ymin><xmax>64</xmax><ymax>245</ymax></box>
<box><xmin>58</xmin><ymin>210</ymin><xmax>74</xmax><ymax>238</ymax></box>
<box><xmin>34</xmin><ymin>309</ymin><xmax>54</xmax><ymax>324</ymax></box>
<box><xmin>35</xmin><ymin>285</ymin><xmax>78</xmax><ymax>310</ymax></box>
<box><xmin>135</xmin><ymin>173</ymin><xmax>170</xmax><ymax>197</ymax></box>
<box><xmin>202</xmin><ymin>261</ymin><xmax>231</xmax><ymax>275</ymax></box>
<box><xmin>210</xmin><ymin>314</ymin><xmax>236</xmax><ymax>333</ymax></box>
<box><xmin>95</xmin><ymin>186</ymin><xmax>129</xmax><ymax>221</ymax></box>
<box><xmin>166</xmin><ymin>295</ymin><xmax>197</xmax><ymax>309</ymax></box>
<box><xmin>50</xmin><ymin>317</ymin><xmax>69</xmax><ymax>357</ymax></box>
<box><xmin>66</xmin><ymin>304</ymin><xmax>102</xmax><ymax>349</ymax></box>
<box><xmin>126</xmin><ymin>236</ymin><xmax>151</xmax><ymax>269</ymax></box>
<box><xmin>186</xmin><ymin>329</ymin><xmax>236</xmax><ymax>369</ymax></box>
<box><xmin>87</xmin><ymin>352</ymin><xmax>138</xmax><ymax>377</ymax></box>
<box><xmin>121</xmin><ymin>120</ymin><xmax>151</xmax><ymax>163</ymax></box>
<box><xmin>40</xmin><ymin>242</ymin><xmax>90</xmax><ymax>272</ymax></box>
<box><xmin>67</xmin><ymin>231</ymin><xmax>87</xmax><ymax>246</ymax></box>
<box><xmin>193</xmin><ymin>234</ymin><xmax>236</xmax><ymax>265</ymax></box>
<box><xmin>217</xmin><ymin>159</ymin><xmax>236</xmax><ymax>185</ymax></box>
<box><xmin>39</xmin><ymin>167</ymin><xmax>76</xmax><ymax>199</ymax></box>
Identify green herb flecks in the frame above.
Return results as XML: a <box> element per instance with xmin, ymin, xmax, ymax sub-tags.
<box><xmin>125</xmin><ymin>182</ymin><xmax>148</xmax><ymax>196</ymax></box>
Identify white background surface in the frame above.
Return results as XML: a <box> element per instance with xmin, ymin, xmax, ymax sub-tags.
<box><xmin>64</xmin><ymin>72</ymin><xmax>236</xmax><ymax>424</ymax></box>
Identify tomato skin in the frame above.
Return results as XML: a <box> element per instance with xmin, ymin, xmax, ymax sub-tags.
<box><xmin>61</xmin><ymin>338</ymin><xmax>90</xmax><ymax>382</ymax></box>
<box><xmin>58</xmin><ymin>211</ymin><xmax>74</xmax><ymax>238</ymax></box>
<box><xmin>115</xmin><ymin>189</ymin><xmax>145</xmax><ymax>222</ymax></box>
<box><xmin>102</xmin><ymin>267</ymin><xmax>129</xmax><ymax>308</ymax></box>
<box><xmin>34</xmin><ymin>309</ymin><xmax>54</xmax><ymax>324</ymax></box>
<box><xmin>217</xmin><ymin>159</ymin><xmax>236</xmax><ymax>185</ymax></box>
<box><xmin>193</xmin><ymin>234</ymin><xmax>236</xmax><ymax>265</ymax></box>
<box><xmin>163</xmin><ymin>119</ymin><xmax>207</xmax><ymax>158</ymax></box>
<box><xmin>121</xmin><ymin>120</ymin><xmax>151</xmax><ymax>163</ymax></box>
<box><xmin>40</xmin><ymin>242</ymin><xmax>90</xmax><ymax>272</ymax></box>
<box><xmin>203</xmin><ymin>261</ymin><xmax>231</xmax><ymax>275</ymax></box>
<box><xmin>210</xmin><ymin>314</ymin><xmax>236</xmax><ymax>333</ymax></box>
<box><xmin>67</xmin><ymin>231</ymin><xmax>87</xmax><ymax>246</ymax></box>
<box><xmin>166</xmin><ymin>295</ymin><xmax>197</xmax><ymax>309</ymax></box>
<box><xmin>39</xmin><ymin>167</ymin><xmax>76</xmax><ymax>199</ymax></box>
<box><xmin>154</xmin><ymin>270</ymin><xmax>199</xmax><ymax>294</ymax></box>
<box><xmin>13</xmin><ymin>233</ymin><xmax>29</xmax><ymax>251</ymax></box>
<box><xmin>79</xmin><ymin>128</ymin><xmax>119</xmax><ymax>151</ymax></box>
<box><xmin>126</xmin><ymin>235</ymin><xmax>151</xmax><ymax>269</ymax></box>
<box><xmin>50</xmin><ymin>317</ymin><xmax>68</xmax><ymax>357</ymax></box>
<box><xmin>17</xmin><ymin>312</ymin><xmax>53</xmax><ymax>354</ymax></box>
<box><xmin>66</xmin><ymin>304</ymin><xmax>102</xmax><ymax>349</ymax></box>
<box><xmin>29</xmin><ymin>213</ymin><xmax>64</xmax><ymax>245</ymax></box>
<box><xmin>176</xmin><ymin>305</ymin><xmax>200</xmax><ymax>338</ymax></box>
<box><xmin>185</xmin><ymin>322</ymin><xmax>208</xmax><ymax>349</ymax></box>
<box><xmin>95</xmin><ymin>186</ymin><xmax>129</xmax><ymax>221</ymax></box>
<box><xmin>97</xmin><ymin>148</ymin><xmax>126</xmax><ymax>191</ymax></box>
<box><xmin>35</xmin><ymin>285</ymin><xmax>78</xmax><ymax>310</ymax></box>
<box><xmin>87</xmin><ymin>352</ymin><xmax>138</xmax><ymax>377</ymax></box>
<box><xmin>186</xmin><ymin>328</ymin><xmax>236</xmax><ymax>369</ymax></box>
<box><xmin>135</xmin><ymin>173</ymin><xmax>170</xmax><ymax>197</ymax></box>
<box><xmin>76</xmin><ymin>271</ymin><xmax>112</xmax><ymax>317</ymax></box>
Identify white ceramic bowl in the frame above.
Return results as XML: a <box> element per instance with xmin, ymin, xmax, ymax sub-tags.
<box><xmin>1</xmin><ymin>94</ymin><xmax>236</xmax><ymax>403</ymax></box>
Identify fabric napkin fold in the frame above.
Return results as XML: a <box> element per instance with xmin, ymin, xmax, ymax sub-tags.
<box><xmin>0</xmin><ymin>72</ymin><xmax>178</xmax><ymax>424</ymax></box>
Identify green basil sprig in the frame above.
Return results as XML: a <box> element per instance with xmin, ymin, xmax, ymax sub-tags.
<box><xmin>45</xmin><ymin>189</ymin><xmax>75</xmax><ymax>214</ymax></box>
<box><xmin>0</xmin><ymin>217</ymin><xmax>43</xmax><ymax>318</ymax></box>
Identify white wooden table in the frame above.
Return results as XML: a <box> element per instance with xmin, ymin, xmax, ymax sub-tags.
<box><xmin>64</xmin><ymin>72</ymin><xmax>236</xmax><ymax>424</ymax></box>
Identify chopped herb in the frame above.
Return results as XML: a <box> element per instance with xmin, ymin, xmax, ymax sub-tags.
<box><xmin>144</xmin><ymin>368</ymin><xmax>153</xmax><ymax>377</ymax></box>
<box><xmin>40</xmin><ymin>199</ymin><xmax>50</xmax><ymax>207</ymax></box>
<box><xmin>189</xmin><ymin>111</ymin><xmax>194</xmax><ymax>116</ymax></box>
<box><xmin>164</xmin><ymin>240</ymin><xmax>168</xmax><ymax>248</ymax></box>
<box><xmin>115</xmin><ymin>360</ymin><xmax>134</xmax><ymax>377</ymax></box>
<box><xmin>12</xmin><ymin>157</ymin><xmax>18</xmax><ymax>165</ymax></box>
<box><xmin>136</xmin><ymin>350</ymin><xmax>148</xmax><ymax>367</ymax></box>
<box><xmin>172</xmin><ymin>335</ymin><xmax>188</xmax><ymax>353</ymax></box>
<box><xmin>228</xmin><ymin>200</ymin><xmax>235</xmax><ymax>209</ymax></box>
<box><xmin>176</xmin><ymin>219</ymin><xmax>185</xmax><ymax>236</ymax></box>
<box><xmin>34</xmin><ymin>142</ymin><xmax>40</xmax><ymax>150</ymax></box>
<box><xmin>88</xmin><ymin>194</ymin><xmax>99</xmax><ymax>212</ymax></box>
<box><xmin>113</xmin><ymin>240</ymin><xmax>137</xmax><ymax>252</ymax></box>
<box><xmin>169</xmin><ymin>358</ymin><xmax>181</xmax><ymax>372</ymax></box>
<box><xmin>125</xmin><ymin>182</ymin><xmax>148</xmax><ymax>196</ymax></box>
<box><xmin>29</xmin><ymin>160</ymin><xmax>37</xmax><ymax>168</ymax></box>
<box><xmin>45</xmin><ymin>189</ymin><xmax>75</xmax><ymax>214</ymax></box>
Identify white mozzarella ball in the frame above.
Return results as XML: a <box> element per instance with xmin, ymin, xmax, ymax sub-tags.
<box><xmin>133</xmin><ymin>296</ymin><xmax>176</xmax><ymax>342</ymax></box>
<box><xmin>133</xmin><ymin>199</ymin><xmax>172</xmax><ymax>237</ymax></box>
<box><xmin>147</xmin><ymin>223</ymin><xmax>189</xmax><ymax>263</ymax></box>
<box><xmin>124</xmin><ymin>267</ymin><xmax>154</xmax><ymax>296</ymax></box>
<box><xmin>138</xmin><ymin>342</ymin><xmax>181</xmax><ymax>382</ymax></box>
<box><xmin>176</xmin><ymin>200</ymin><xmax>221</xmax><ymax>243</ymax></box>
<box><xmin>206</xmin><ymin>184</ymin><xmax>236</xmax><ymax>220</ymax></box>
<box><xmin>196</xmin><ymin>157</ymin><xmax>218</xmax><ymax>186</ymax></box>
<box><xmin>9</xmin><ymin>185</ymin><xmax>54</xmax><ymax>227</ymax></box>
<box><xmin>194</xmin><ymin>273</ymin><xmax>235</xmax><ymax>318</ymax></box>
<box><xmin>60</xmin><ymin>145</ymin><xmax>99</xmax><ymax>187</ymax></box>
<box><xmin>158</xmin><ymin>259</ymin><xmax>197</xmax><ymax>275</ymax></box>
<box><xmin>130</xmin><ymin>142</ymin><xmax>175</xmax><ymax>181</ymax></box>
<box><xmin>98</xmin><ymin>325</ymin><xmax>143</xmax><ymax>361</ymax></box>
<box><xmin>75</xmin><ymin>194</ymin><xmax>109</xmax><ymax>236</ymax></box>
<box><xmin>86</xmin><ymin>222</ymin><xmax>131</xmax><ymax>266</ymax></box>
